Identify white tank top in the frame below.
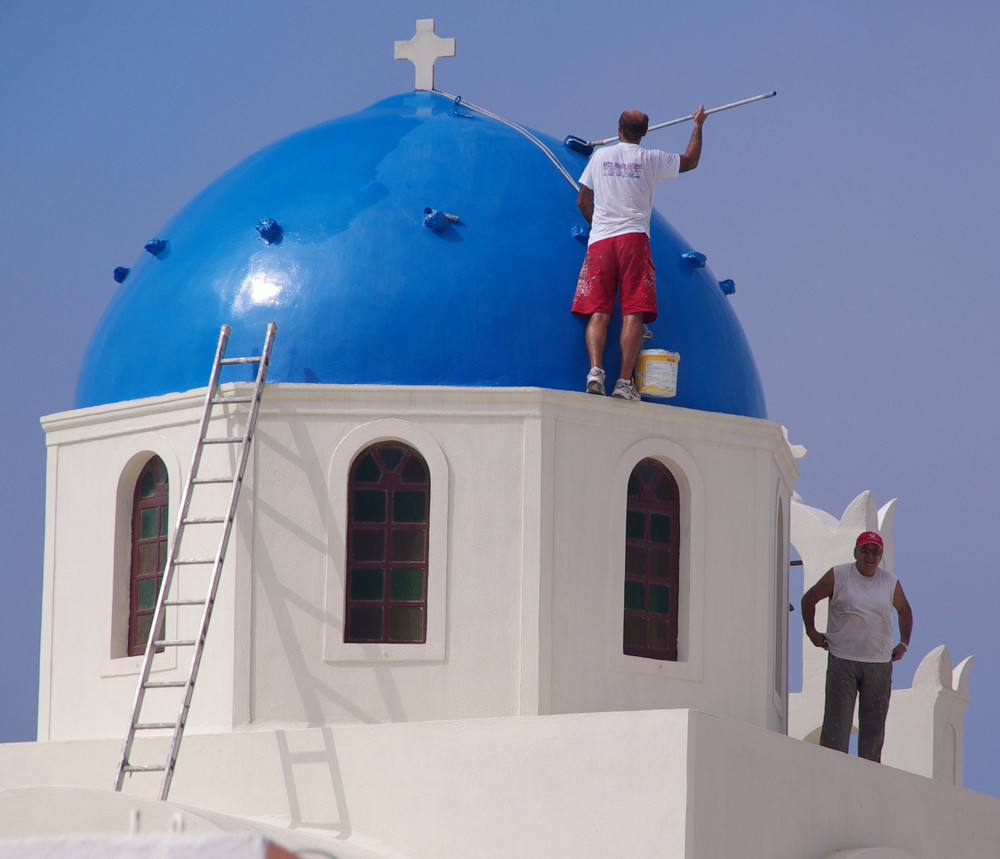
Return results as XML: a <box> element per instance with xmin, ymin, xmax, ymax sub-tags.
<box><xmin>826</xmin><ymin>562</ymin><xmax>898</xmax><ymax>663</ymax></box>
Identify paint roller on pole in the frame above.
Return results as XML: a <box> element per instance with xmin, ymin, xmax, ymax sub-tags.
<box><xmin>564</xmin><ymin>90</ymin><xmax>777</xmax><ymax>156</ymax></box>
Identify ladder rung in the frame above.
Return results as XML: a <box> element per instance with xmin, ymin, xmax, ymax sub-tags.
<box><xmin>163</xmin><ymin>599</ymin><xmax>206</xmax><ymax>607</ymax></box>
<box><xmin>153</xmin><ymin>639</ymin><xmax>197</xmax><ymax>648</ymax></box>
<box><xmin>182</xmin><ymin>517</ymin><xmax>226</xmax><ymax>525</ymax></box>
<box><xmin>174</xmin><ymin>558</ymin><xmax>214</xmax><ymax>565</ymax></box>
<box><xmin>212</xmin><ymin>395</ymin><xmax>253</xmax><ymax>405</ymax></box>
<box><xmin>123</xmin><ymin>764</ymin><xmax>167</xmax><ymax>773</ymax></box>
<box><xmin>134</xmin><ymin>722</ymin><xmax>177</xmax><ymax>729</ymax></box>
<box><xmin>203</xmin><ymin>436</ymin><xmax>243</xmax><ymax>445</ymax></box>
<box><xmin>143</xmin><ymin>680</ymin><xmax>188</xmax><ymax>689</ymax></box>
<box><xmin>192</xmin><ymin>477</ymin><xmax>235</xmax><ymax>485</ymax></box>
<box><xmin>220</xmin><ymin>356</ymin><xmax>261</xmax><ymax>365</ymax></box>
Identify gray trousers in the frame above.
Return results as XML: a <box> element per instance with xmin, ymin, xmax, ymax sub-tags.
<box><xmin>820</xmin><ymin>652</ymin><xmax>893</xmax><ymax>762</ymax></box>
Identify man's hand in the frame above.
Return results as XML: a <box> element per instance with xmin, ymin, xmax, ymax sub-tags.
<box><xmin>806</xmin><ymin>628</ymin><xmax>829</xmax><ymax>650</ymax></box>
<box><xmin>692</xmin><ymin>104</ymin><xmax>707</xmax><ymax>126</ymax></box>
<box><xmin>891</xmin><ymin>643</ymin><xmax>908</xmax><ymax>662</ymax></box>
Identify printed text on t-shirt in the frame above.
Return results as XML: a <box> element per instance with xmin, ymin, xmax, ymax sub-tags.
<box><xmin>601</xmin><ymin>160</ymin><xmax>643</xmax><ymax>178</ymax></box>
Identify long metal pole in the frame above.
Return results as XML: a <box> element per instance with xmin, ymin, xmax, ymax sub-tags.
<box><xmin>587</xmin><ymin>90</ymin><xmax>777</xmax><ymax>147</ymax></box>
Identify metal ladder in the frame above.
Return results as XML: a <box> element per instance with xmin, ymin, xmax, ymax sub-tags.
<box><xmin>113</xmin><ymin>322</ymin><xmax>277</xmax><ymax>800</ymax></box>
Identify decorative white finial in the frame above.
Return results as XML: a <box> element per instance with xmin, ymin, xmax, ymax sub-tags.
<box><xmin>394</xmin><ymin>19</ymin><xmax>456</xmax><ymax>91</ymax></box>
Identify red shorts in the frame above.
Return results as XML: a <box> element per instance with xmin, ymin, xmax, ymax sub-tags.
<box><xmin>572</xmin><ymin>233</ymin><xmax>658</xmax><ymax>322</ymax></box>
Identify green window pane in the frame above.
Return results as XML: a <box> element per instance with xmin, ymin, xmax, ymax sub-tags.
<box><xmin>388</xmin><ymin>605</ymin><xmax>423</xmax><ymax>642</ymax></box>
<box><xmin>649</xmin><ymin>584</ymin><xmax>670</xmax><ymax>615</ymax></box>
<box><xmin>351</xmin><ymin>530</ymin><xmax>385</xmax><ymax>562</ymax></box>
<box><xmin>648</xmin><ymin>617</ymin><xmax>670</xmax><ymax>650</ymax></box>
<box><xmin>649</xmin><ymin>513</ymin><xmax>671</xmax><ymax>544</ymax></box>
<box><xmin>349</xmin><ymin>606</ymin><xmax>383</xmax><ymax>641</ymax></box>
<box><xmin>401</xmin><ymin>457</ymin><xmax>427</xmax><ymax>484</ymax></box>
<box><xmin>393</xmin><ymin>490</ymin><xmax>426</xmax><ymax>523</ymax></box>
<box><xmin>625</xmin><ymin>545</ymin><xmax>644</xmax><ymax>577</ymax></box>
<box><xmin>379</xmin><ymin>447</ymin><xmax>405</xmax><ymax>472</ymax></box>
<box><xmin>140</xmin><ymin>508</ymin><xmax>159</xmax><ymax>539</ymax></box>
<box><xmin>354</xmin><ymin>490</ymin><xmax>386</xmax><ymax>523</ymax></box>
<box><xmin>391</xmin><ymin>568</ymin><xmax>425</xmax><ymax>601</ymax></box>
<box><xmin>138</xmin><ymin>470</ymin><xmax>156</xmax><ymax>498</ymax></box>
<box><xmin>623</xmin><ymin>615</ymin><xmax>643</xmax><ymax>649</ymax></box>
<box><xmin>161</xmin><ymin>503</ymin><xmax>169</xmax><ymax>535</ymax></box>
<box><xmin>624</xmin><ymin>580</ymin><xmax>644</xmax><ymax>611</ymax></box>
<box><xmin>134</xmin><ymin>614</ymin><xmax>152</xmax><ymax>646</ymax></box>
<box><xmin>350</xmin><ymin>569</ymin><xmax>384</xmax><ymax>601</ymax></box>
<box><xmin>138</xmin><ymin>458</ymin><xmax>166</xmax><ymax>498</ymax></box>
<box><xmin>138</xmin><ymin>543</ymin><xmax>160</xmax><ymax>574</ymax></box>
<box><xmin>391</xmin><ymin>530</ymin><xmax>425</xmax><ymax>562</ymax></box>
<box><xmin>137</xmin><ymin>578</ymin><xmax>159</xmax><ymax>610</ymax></box>
<box><xmin>649</xmin><ymin>548</ymin><xmax>669</xmax><ymax>579</ymax></box>
<box><xmin>354</xmin><ymin>453</ymin><xmax>382</xmax><ymax>483</ymax></box>
<box><xmin>626</xmin><ymin>510</ymin><xmax>645</xmax><ymax>541</ymax></box>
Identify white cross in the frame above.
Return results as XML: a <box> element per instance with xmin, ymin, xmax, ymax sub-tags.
<box><xmin>394</xmin><ymin>19</ymin><xmax>456</xmax><ymax>91</ymax></box>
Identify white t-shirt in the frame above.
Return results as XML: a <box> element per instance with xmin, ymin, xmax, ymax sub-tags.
<box><xmin>579</xmin><ymin>141</ymin><xmax>680</xmax><ymax>245</ymax></box>
<box><xmin>825</xmin><ymin>562</ymin><xmax>899</xmax><ymax>663</ymax></box>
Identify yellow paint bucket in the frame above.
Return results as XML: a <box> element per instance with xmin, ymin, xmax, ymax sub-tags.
<box><xmin>634</xmin><ymin>349</ymin><xmax>679</xmax><ymax>398</ymax></box>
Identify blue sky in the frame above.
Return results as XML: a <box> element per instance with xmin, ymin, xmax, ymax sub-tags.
<box><xmin>3</xmin><ymin>1</ymin><xmax>999</xmax><ymax>797</ymax></box>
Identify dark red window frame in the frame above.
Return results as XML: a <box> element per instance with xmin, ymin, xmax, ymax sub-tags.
<box><xmin>345</xmin><ymin>443</ymin><xmax>430</xmax><ymax>644</ymax></box>
<box><xmin>623</xmin><ymin>458</ymin><xmax>680</xmax><ymax>661</ymax></box>
<box><xmin>128</xmin><ymin>456</ymin><xmax>169</xmax><ymax>657</ymax></box>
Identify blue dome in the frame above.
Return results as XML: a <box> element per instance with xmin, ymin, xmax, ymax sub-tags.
<box><xmin>76</xmin><ymin>92</ymin><xmax>766</xmax><ymax>418</ymax></box>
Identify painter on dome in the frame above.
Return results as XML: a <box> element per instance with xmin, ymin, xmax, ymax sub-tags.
<box><xmin>801</xmin><ymin>530</ymin><xmax>914</xmax><ymax>762</ymax></box>
<box><xmin>572</xmin><ymin>105</ymin><xmax>706</xmax><ymax>401</ymax></box>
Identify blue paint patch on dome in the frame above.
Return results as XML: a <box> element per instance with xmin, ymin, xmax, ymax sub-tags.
<box><xmin>76</xmin><ymin>92</ymin><xmax>766</xmax><ymax>419</ymax></box>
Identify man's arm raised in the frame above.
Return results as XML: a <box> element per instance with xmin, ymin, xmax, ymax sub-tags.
<box><xmin>679</xmin><ymin>105</ymin><xmax>707</xmax><ymax>173</ymax></box>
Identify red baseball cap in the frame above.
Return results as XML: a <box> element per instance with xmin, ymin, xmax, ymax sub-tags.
<box><xmin>856</xmin><ymin>531</ymin><xmax>883</xmax><ymax>548</ymax></box>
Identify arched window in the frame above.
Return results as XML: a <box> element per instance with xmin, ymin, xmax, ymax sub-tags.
<box><xmin>623</xmin><ymin>458</ymin><xmax>680</xmax><ymax>661</ymax></box>
<box><xmin>345</xmin><ymin>442</ymin><xmax>430</xmax><ymax>644</ymax></box>
<box><xmin>129</xmin><ymin>456</ymin><xmax>169</xmax><ymax>657</ymax></box>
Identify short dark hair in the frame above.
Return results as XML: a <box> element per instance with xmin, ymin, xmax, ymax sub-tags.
<box><xmin>618</xmin><ymin>110</ymin><xmax>649</xmax><ymax>141</ymax></box>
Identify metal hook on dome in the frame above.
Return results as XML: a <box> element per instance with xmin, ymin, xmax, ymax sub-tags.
<box><xmin>452</xmin><ymin>95</ymin><xmax>474</xmax><ymax>119</ymax></box>
<box><xmin>113</xmin><ymin>267</ymin><xmax>130</xmax><ymax>283</ymax></box>
<box><xmin>719</xmin><ymin>279</ymin><xmax>736</xmax><ymax>295</ymax></box>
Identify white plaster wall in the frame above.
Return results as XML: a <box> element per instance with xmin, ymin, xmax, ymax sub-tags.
<box><xmin>243</xmin><ymin>386</ymin><xmax>797</xmax><ymax>730</ymax></box>
<box><xmin>246</xmin><ymin>393</ymin><xmax>529</xmax><ymax>726</ymax></box>
<box><xmin>39</xmin><ymin>394</ymin><xmax>244</xmax><ymax>741</ymax></box>
<box><xmin>684</xmin><ymin>710</ymin><xmax>1000</xmax><ymax>858</ymax></box>
<box><xmin>2</xmin><ymin>710</ymin><xmax>1000</xmax><ymax>858</ymax></box>
<box><xmin>545</xmin><ymin>402</ymin><xmax>796</xmax><ymax>731</ymax></box>
<box><xmin>40</xmin><ymin>384</ymin><xmax>796</xmax><ymax>739</ymax></box>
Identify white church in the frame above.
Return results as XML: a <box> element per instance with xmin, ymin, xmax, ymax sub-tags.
<box><xmin>2</xmin><ymin>20</ymin><xmax>998</xmax><ymax>859</ymax></box>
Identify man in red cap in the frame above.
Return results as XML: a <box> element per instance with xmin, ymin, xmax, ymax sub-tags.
<box><xmin>800</xmin><ymin>530</ymin><xmax>914</xmax><ymax>762</ymax></box>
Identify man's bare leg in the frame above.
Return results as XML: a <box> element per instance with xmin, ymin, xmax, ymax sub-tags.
<box><xmin>585</xmin><ymin>312</ymin><xmax>611</xmax><ymax>369</ymax></box>
<box><xmin>619</xmin><ymin>313</ymin><xmax>645</xmax><ymax>380</ymax></box>
<box><xmin>584</xmin><ymin>312</ymin><xmax>611</xmax><ymax>395</ymax></box>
